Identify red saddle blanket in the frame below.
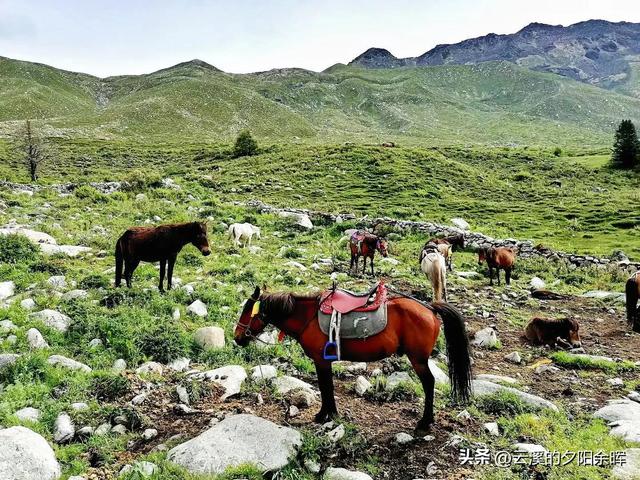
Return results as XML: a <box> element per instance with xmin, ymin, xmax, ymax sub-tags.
<box><xmin>319</xmin><ymin>282</ymin><xmax>387</xmax><ymax>315</ymax></box>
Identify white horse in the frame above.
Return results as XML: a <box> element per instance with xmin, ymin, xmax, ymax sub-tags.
<box><xmin>420</xmin><ymin>247</ymin><xmax>447</xmax><ymax>302</ymax></box>
<box><xmin>228</xmin><ymin>223</ymin><xmax>261</xmax><ymax>247</ymax></box>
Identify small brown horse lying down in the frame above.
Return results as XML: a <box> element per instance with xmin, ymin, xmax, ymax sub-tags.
<box><xmin>115</xmin><ymin>222</ymin><xmax>210</xmax><ymax>291</ymax></box>
<box><xmin>349</xmin><ymin>231</ymin><xmax>388</xmax><ymax>276</ymax></box>
<box><xmin>524</xmin><ymin>317</ymin><xmax>582</xmax><ymax>348</ymax></box>
<box><xmin>478</xmin><ymin>246</ymin><xmax>516</xmax><ymax>285</ymax></box>
<box><xmin>626</xmin><ymin>272</ymin><xmax>640</xmax><ymax>333</ymax></box>
<box><xmin>234</xmin><ymin>286</ymin><xmax>472</xmax><ymax>433</ymax></box>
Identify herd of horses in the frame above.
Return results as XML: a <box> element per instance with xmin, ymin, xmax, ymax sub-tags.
<box><xmin>113</xmin><ymin>221</ymin><xmax>639</xmax><ymax>432</ymax></box>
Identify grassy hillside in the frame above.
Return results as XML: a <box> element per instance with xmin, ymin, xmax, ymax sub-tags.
<box><xmin>2</xmin><ymin>56</ymin><xmax>640</xmax><ymax>146</ymax></box>
<box><xmin>1</xmin><ymin>142</ymin><xmax>638</xmax><ymax>259</ymax></box>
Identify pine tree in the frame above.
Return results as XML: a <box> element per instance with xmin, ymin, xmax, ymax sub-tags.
<box><xmin>611</xmin><ymin>120</ymin><xmax>640</xmax><ymax>169</ymax></box>
<box><xmin>233</xmin><ymin>130</ymin><xmax>258</xmax><ymax>158</ymax></box>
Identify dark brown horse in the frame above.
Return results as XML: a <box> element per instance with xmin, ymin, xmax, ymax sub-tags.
<box><xmin>478</xmin><ymin>246</ymin><xmax>516</xmax><ymax>285</ymax></box>
<box><xmin>115</xmin><ymin>222</ymin><xmax>210</xmax><ymax>291</ymax></box>
<box><xmin>349</xmin><ymin>231</ymin><xmax>388</xmax><ymax>276</ymax></box>
<box><xmin>234</xmin><ymin>286</ymin><xmax>472</xmax><ymax>433</ymax></box>
<box><xmin>425</xmin><ymin>234</ymin><xmax>465</xmax><ymax>271</ymax></box>
<box><xmin>626</xmin><ymin>272</ymin><xmax>640</xmax><ymax>333</ymax></box>
<box><xmin>524</xmin><ymin>317</ymin><xmax>582</xmax><ymax>348</ymax></box>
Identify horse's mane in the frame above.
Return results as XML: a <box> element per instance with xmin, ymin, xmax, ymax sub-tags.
<box><xmin>260</xmin><ymin>292</ymin><xmax>320</xmax><ymax>318</ymax></box>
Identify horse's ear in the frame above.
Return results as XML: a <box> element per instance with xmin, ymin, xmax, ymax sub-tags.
<box><xmin>262</xmin><ymin>283</ymin><xmax>268</xmax><ymax>292</ymax></box>
<box><xmin>252</xmin><ymin>285</ymin><xmax>261</xmax><ymax>300</ymax></box>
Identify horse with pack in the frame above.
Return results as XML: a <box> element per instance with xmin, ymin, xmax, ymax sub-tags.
<box><xmin>349</xmin><ymin>230</ymin><xmax>389</xmax><ymax>276</ymax></box>
<box><xmin>234</xmin><ymin>282</ymin><xmax>472</xmax><ymax>433</ymax></box>
<box><xmin>419</xmin><ymin>242</ymin><xmax>448</xmax><ymax>302</ymax></box>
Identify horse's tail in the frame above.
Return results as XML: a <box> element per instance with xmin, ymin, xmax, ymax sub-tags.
<box><xmin>114</xmin><ymin>237</ymin><xmax>124</xmax><ymax>287</ymax></box>
<box><xmin>431</xmin><ymin>302</ymin><xmax>472</xmax><ymax>404</ymax></box>
<box><xmin>441</xmin><ymin>260</ymin><xmax>447</xmax><ymax>301</ymax></box>
<box><xmin>626</xmin><ymin>276</ymin><xmax>638</xmax><ymax>326</ymax></box>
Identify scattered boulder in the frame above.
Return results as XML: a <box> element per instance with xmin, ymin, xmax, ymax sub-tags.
<box><xmin>450</xmin><ymin>218</ymin><xmax>470</xmax><ymax>230</ymax></box>
<box><xmin>386</xmin><ymin>371</ymin><xmax>414</xmax><ymax>391</ymax></box>
<box><xmin>120</xmin><ymin>461</ymin><xmax>157</xmax><ymax>478</ymax></box>
<box><xmin>273</xmin><ymin>376</ymin><xmax>317</xmax><ymax>396</ymax></box>
<box><xmin>324</xmin><ymin>467</ymin><xmax>373</xmax><ymax>480</ymax></box>
<box><xmin>354</xmin><ymin>376</ymin><xmax>372</xmax><ymax>396</ymax></box>
<box><xmin>476</xmin><ymin>374</ymin><xmax>518</xmax><ymax>384</ymax></box>
<box><xmin>593</xmin><ymin>399</ymin><xmax>640</xmax><ymax>442</ymax></box>
<box><xmin>277</xmin><ymin>211</ymin><xmax>313</xmax><ymax>230</ymax></box>
<box><xmin>62</xmin><ymin>289</ymin><xmax>88</xmax><ymax>301</ymax></box>
<box><xmin>194</xmin><ymin>326</ymin><xmax>225</xmax><ymax>349</ymax></box>
<box><xmin>484</xmin><ymin>422</ymin><xmax>500</xmax><ymax>436</ymax></box>
<box><xmin>327</xmin><ymin>424</ymin><xmax>345</xmax><ymax>443</ymax></box>
<box><xmin>187</xmin><ymin>300</ymin><xmax>208</xmax><ymax>317</ymax></box>
<box><xmin>250</xmin><ymin>365</ymin><xmax>278</xmax><ymax>381</ymax></box>
<box><xmin>0</xmin><ymin>280</ymin><xmax>15</xmax><ymax>301</ymax></box>
<box><xmin>429</xmin><ymin>359</ymin><xmax>449</xmax><ymax>385</ymax></box>
<box><xmin>136</xmin><ymin>362</ymin><xmax>164</xmax><ymax>376</ymax></box>
<box><xmin>0</xmin><ymin>426</ymin><xmax>61</xmax><ymax>480</ymax></box>
<box><xmin>143</xmin><ymin>428</ymin><xmax>158</xmax><ymax>441</ymax></box>
<box><xmin>20</xmin><ymin>298</ymin><xmax>36</xmax><ymax>310</ymax></box>
<box><xmin>46</xmin><ymin>275</ymin><xmax>67</xmax><ymax>289</ymax></box>
<box><xmin>513</xmin><ymin>443</ymin><xmax>547</xmax><ymax>454</ymax></box>
<box><xmin>40</xmin><ymin>244</ymin><xmax>92</xmax><ymax>257</ymax></box>
<box><xmin>612</xmin><ymin>448</ymin><xmax>640</xmax><ymax>480</ymax></box>
<box><xmin>168</xmin><ymin>357</ymin><xmax>191</xmax><ymax>372</ymax></box>
<box><xmin>0</xmin><ymin>353</ymin><xmax>20</xmax><ymax>369</ymax></box>
<box><xmin>112</xmin><ymin>359</ymin><xmax>127</xmax><ymax>372</ymax></box>
<box><xmin>0</xmin><ymin>227</ymin><xmax>57</xmax><ymax>245</ymax></box>
<box><xmin>27</xmin><ymin>328</ymin><xmax>49</xmax><ymax>349</ymax></box>
<box><xmin>530</xmin><ymin>277</ymin><xmax>546</xmax><ymax>290</ymax></box>
<box><xmin>15</xmin><ymin>407</ymin><xmax>42</xmax><ymax>423</ymax></box>
<box><xmin>472</xmin><ymin>327</ymin><xmax>499</xmax><ymax>349</ymax></box>
<box><xmin>472</xmin><ymin>380</ymin><xmax>558</xmax><ymax>411</ymax></box>
<box><xmin>29</xmin><ymin>309</ymin><xmax>72</xmax><ymax>333</ymax></box>
<box><xmin>47</xmin><ymin>355</ymin><xmax>91</xmax><ymax>373</ymax></box>
<box><xmin>168</xmin><ymin>414</ymin><xmax>301</xmax><ymax>475</ymax></box>
<box><xmin>395</xmin><ymin>432</ymin><xmax>414</xmax><ymax>444</ymax></box>
<box><xmin>191</xmin><ymin>365</ymin><xmax>247</xmax><ymax>400</ymax></box>
<box><xmin>53</xmin><ymin>413</ymin><xmax>75</xmax><ymax>444</ymax></box>
<box><xmin>0</xmin><ymin>319</ymin><xmax>16</xmax><ymax>332</ymax></box>
<box><xmin>504</xmin><ymin>351</ymin><xmax>522</xmax><ymax>364</ymax></box>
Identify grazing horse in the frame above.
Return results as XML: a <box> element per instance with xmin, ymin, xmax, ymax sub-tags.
<box><xmin>478</xmin><ymin>246</ymin><xmax>516</xmax><ymax>285</ymax></box>
<box><xmin>419</xmin><ymin>244</ymin><xmax>448</xmax><ymax>302</ymax></box>
<box><xmin>524</xmin><ymin>317</ymin><xmax>582</xmax><ymax>348</ymax></box>
<box><xmin>626</xmin><ymin>272</ymin><xmax>640</xmax><ymax>333</ymax></box>
<box><xmin>115</xmin><ymin>222</ymin><xmax>210</xmax><ymax>291</ymax></box>
<box><xmin>349</xmin><ymin>231</ymin><xmax>388</xmax><ymax>276</ymax></box>
<box><xmin>427</xmin><ymin>234</ymin><xmax>465</xmax><ymax>271</ymax></box>
<box><xmin>228</xmin><ymin>222</ymin><xmax>261</xmax><ymax>247</ymax></box>
<box><xmin>234</xmin><ymin>286</ymin><xmax>472</xmax><ymax>433</ymax></box>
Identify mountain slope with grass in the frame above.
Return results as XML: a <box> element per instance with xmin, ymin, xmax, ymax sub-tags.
<box><xmin>2</xmin><ymin>56</ymin><xmax>640</xmax><ymax>145</ymax></box>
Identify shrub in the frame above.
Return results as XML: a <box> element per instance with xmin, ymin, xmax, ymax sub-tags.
<box><xmin>553</xmin><ymin>147</ymin><xmax>562</xmax><ymax>157</ymax></box>
<box><xmin>0</xmin><ymin>234</ymin><xmax>38</xmax><ymax>264</ymax></box>
<box><xmin>28</xmin><ymin>258</ymin><xmax>66</xmax><ymax>275</ymax></box>
<box><xmin>74</xmin><ymin>185</ymin><xmax>106</xmax><ymax>202</ymax></box>
<box><xmin>513</xmin><ymin>170</ymin><xmax>533</xmax><ymax>182</ymax></box>
<box><xmin>91</xmin><ymin>372</ymin><xmax>131</xmax><ymax>401</ymax></box>
<box><xmin>79</xmin><ymin>273</ymin><xmax>110</xmax><ymax>290</ymax></box>
<box><xmin>475</xmin><ymin>391</ymin><xmax>539</xmax><ymax>416</ymax></box>
<box><xmin>137</xmin><ymin>322</ymin><xmax>189</xmax><ymax>364</ymax></box>
<box><xmin>121</xmin><ymin>169</ymin><xmax>163</xmax><ymax>192</ymax></box>
<box><xmin>233</xmin><ymin>130</ymin><xmax>258</xmax><ymax>158</ymax></box>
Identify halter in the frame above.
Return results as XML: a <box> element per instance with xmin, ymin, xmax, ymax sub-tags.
<box><xmin>237</xmin><ymin>296</ymin><xmax>268</xmax><ymax>339</ymax></box>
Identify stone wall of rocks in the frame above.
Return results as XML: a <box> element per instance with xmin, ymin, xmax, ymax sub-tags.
<box><xmin>247</xmin><ymin>200</ymin><xmax>640</xmax><ymax>273</ymax></box>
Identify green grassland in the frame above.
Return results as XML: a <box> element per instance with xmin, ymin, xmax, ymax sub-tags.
<box><xmin>2</xmin><ymin>56</ymin><xmax>640</xmax><ymax>146</ymax></box>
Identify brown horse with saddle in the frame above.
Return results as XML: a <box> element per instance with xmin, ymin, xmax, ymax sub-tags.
<box><xmin>234</xmin><ymin>282</ymin><xmax>472</xmax><ymax>433</ymax></box>
<box><xmin>115</xmin><ymin>222</ymin><xmax>210</xmax><ymax>291</ymax></box>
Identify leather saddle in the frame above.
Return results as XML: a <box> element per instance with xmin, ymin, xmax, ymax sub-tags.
<box><xmin>319</xmin><ymin>282</ymin><xmax>387</xmax><ymax>315</ymax></box>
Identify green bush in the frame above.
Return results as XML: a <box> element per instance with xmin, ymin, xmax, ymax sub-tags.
<box><xmin>233</xmin><ymin>130</ymin><xmax>258</xmax><ymax>158</ymax></box>
<box><xmin>91</xmin><ymin>372</ymin><xmax>132</xmax><ymax>401</ymax></box>
<box><xmin>475</xmin><ymin>391</ymin><xmax>540</xmax><ymax>416</ymax></box>
<box><xmin>0</xmin><ymin>234</ymin><xmax>38</xmax><ymax>264</ymax></box>
<box><xmin>553</xmin><ymin>146</ymin><xmax>562</xmax><ymax>157</ymax></box>
<box><xmin>137</xmin><ymin>322</ymin><xmax>190</xmax><ymax>364</ymax></box>
<box><xmin>121</xmin><ymin>169</ymin><xmax>163</xmax><ymax>192</ymax></box>
<box><xmin>74</xmin><ymin>185</ymin><xmax>106</xmax><ymax>202</ymax></box>
<box><xmin>79</xmin><ymin>273</ymin><xmax>110</xmax><ymax>290</ymax></box>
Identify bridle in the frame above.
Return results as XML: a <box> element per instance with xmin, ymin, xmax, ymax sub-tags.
<box><xmin>237</xmin><ymin>295</ymin><xmax>268</xmax><ymax>340</ymax></box>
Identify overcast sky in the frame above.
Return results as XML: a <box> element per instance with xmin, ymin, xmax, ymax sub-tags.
<box><xmin>1</xmin><ymin>0</ymin><xmax>639</xmax><ymax>77</ymax></box>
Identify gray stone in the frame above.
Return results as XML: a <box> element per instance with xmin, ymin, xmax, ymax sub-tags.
<box><xmin>47</xmin><ymin>276</ymin><xmax>67</xmax><ymax>289</ymax></box>
<box><xmin>88</xmin><ymin>338</ymin><xmax>103</xmax><ymax>349</ymax></box>
<box><xmin>29</xmin><ymin>309</ymin><xmax>72</xmax><ymax>333</ymax></box>
<box><xmin>0</xmin><ymin>353</ymin><xmax>20</xmax><ymax>370</ymax></box>
<box><xmin>15</xmin><ymin>407</ymin><xmax>42</xmax><ymax>423</ymax></box>
<box><xmin>450</xmin><ymin>218</ymin><xmax>470</xmax><ymax>230</ymax></box>
<box><xmin>191</xmin><ymin>365</ymin><xmax>247</xmax><ymax>400</ymax></box>
<box><xmin>176</xmin><ymin>386</ymin><xmax>190</xmax><ymax>404</ymax></box>
<box><xmin>168</xmin><ymin>414</ymin><xmax>301</xmax><ymax>474</ymax></box>
<box><xmin>607</xmin><ymin>378</ymin><xmax>624</xmax><ymax>387</ymax></box>
<box><xmin>504</xmin><ymin>351</ymin><xmax>522</xmax><ymax>364</ymax></box>
<box><xmin>187</xmin><ymin>300</ymin><xmax>208</xmax><ymax>317</ymax></box>
<box><xmin>71</xmin><ymin>402</ymin><xmax>89</xmax><ymax>411</ymax></box>
<box><xmin>111</xmin><ymin>424</ymin><xmax>127</xmax><ymax>435</ymax></box>
<box><xmin>168</xmin><ymin>357</ymin><xmax>191</xmax><ymax>372</ymax></box>
<box><xmin>530</xmin><ymin>277</ymin><xmax>546</xmax><ymax>290</ymax></box>
<box><xmin>594</xmin><ymin>399</ymin><xmax>640</xmax><ymax>442</ymax></box>
<box><xmin>476</xmin><ymin>374</ymin><xmax>518</xmax><ymax>384</ymax></box>
<box><xmin>327</xmin><ymin>424</ymin><xmax>345</xmax><ymax>443</ymax></box>
<box><xmin>612</xmin><ymin>448</ymin><xmax>640</xmax><ymax>480</ymax></box>
<box><xmin>429</xmin><ymin>359</ymin><xmax>449</xmax><ymax>385</ymax></box>
<box><xmin>0</xmin><ymin>319</ymin><xmax>16</xmax><ymax>332</ymax></box>
<box><xmin>53</xmin><ymin>413</ymin><xmax>75</xmax><ymax>443</ymax></box>
<box><xmin>251</xmin><ymin>364</ymin><xmax>278</xmax><ymax>381</ymax></box>
<box><xmin>27</xmin><ymin>328</ymin><xmax>49</xmax><ymax>349</ymax></box>
<box><xmin>112</xmin><ymin>358</ymin><xmax>127</xmax><ymax>372</ymax></box>
<box><xmin>395</xmin><ymin>432</ymin><xmax>414</xmax><ymax>444</ymax></box>
<box><xmin>513</xmin><ymin>443</ymin><xmax>547</xmax><ymax>454</ymax></box>
<box><xmin>0</xmin><ymin>426</ymin><xmax>61</xmax><ymax>480</ymax></box>
<box><xmin>324</xmin><ymin>467</ymin><xmax>373</xmax><ymax>480</ymax></box>
<box><xmin>354</xmin><ymin>375</ymin><xmax>372</xmax><ymax>396</ymax></box>
<box><xmin>95</xmin><ymin>423</ymin><xmax>111</xmax><ymax>436</ymax></box>
<box><xmin>136</xmin><ymin>361</ymin><xmax>163</xmax><ymax>376</ymax></box>
<box><xmin>20</xmin><ymin>298</ymin><xmax>36</xmax><ymax>310</ymax></box>
<box><xmin>472</xmin><ymin>327</ymin><xmax>499</xmax><ymax>349</ymax></box>
<box><xmin>386</xmin><ymin>371</ymin><xmax>414</xmax><ymax>391</ymax></box>
<box><xmin>40</xmin><ymin>244</ymin><xmax>92</xmax><ymax>257</ymax></box>
<box><xmin>48</xmin><ymin>355</ymin><xmax>91</xmax><ymax>373</ymax></box>
<box><xmin>143</xmin><ymin>428</ymin><xmax>158</xmax><ymax>441</ymax></box>
<box><xmin>0</xmin><ymin>280</ymin><xmax>15</xmax><ymax>301</ymax></box>
<box><xmin>273</xmin><ymin>375</ymin><xmax>316</xmax><ymax>396</ymax></box>
<box><xmin>472</xmin><ymin>380</ymin><xmax>558</xmax><ymax>411</ymax></box>
<box><xmin>194</xmin><ymin>326</ymin><xmax>225</xmax><ymax>349</ymax></box>
<box><xmin>484</xmin><ymin>422</ymin><xmax>500</xmax><ymax>436</ymax></box>
<box><xmin>131</xmin><ymin>393</ymin><xmax>147</xmax><ymax>405</ymax></box>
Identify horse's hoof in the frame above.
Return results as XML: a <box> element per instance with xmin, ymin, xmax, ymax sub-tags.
<box><xmin>314</xmin><ymin>411</ymin><xmax>328</xmax><ymax>423</ymax></box>
<box><xmin>414</xmin><ymin>421</ymin><xmax>433</xmax><ymax>436</ymax></box>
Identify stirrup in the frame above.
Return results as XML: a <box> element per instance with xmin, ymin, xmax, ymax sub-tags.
<box><xmin>323</xmin><ymin>341</ymin><xmax>339</xmax><ymax>361</ymax></box>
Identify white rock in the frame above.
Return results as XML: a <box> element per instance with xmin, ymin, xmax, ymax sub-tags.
<box><xmin>380</xmin><ymin>257</ymin><xmax>400</xmax><ymax>266</ymax></box>
<box><xmin>628</xmin><ymin>391</ymin><xmax>640</xmax><ymax>403</ymax></box>
<box><xmin>327</xmin><ymin>424</ymin><xmax>345</xmax><ymax>443</ymax></box>
<box><xmin>429</xmin><ymin>359</ymin><xmax>449</xmax><ymax>385</ymax></box>
<box><xmin>191</xmin><ymin>365</ymin><xmax>247</xmax><ymax>400</ymax></box>
<box><xmin>94</xmin><ymin>423</ymin><xmax>111</xmax><ymax>436</ymax></box>
<box><xmin>71</xmin><ymin>402</ymin><xmax>89</xmax><ymax>411</ymax></box>
<box><xmin>475</xmin><ymin>374</ymin><xmax>518</xmax><ymax>384</ymax></box>
<box><xmin>386</xmin><ymin>371</ymin><xmax>414</xmax><ymax>391</ymax></box>
<box><xmin>20</xmin><ymin>298</ymin><xmax>36</xmax><ymax>310</ymax></box>
<box><xmin>0</xmin><ymin>426</ymin><xmax>61</xmax><ymax>479</ymax></box>
<box><xmin>172</xmin><ymin>307</ymin><xmax>181</xmax><ymax>321</ymax></box>
<box><xmin>284</xmin><ymin>260</ymin><xmax>307</xmax><ymax>271</ymax></box>
<box><xmin>594</xmin><ymin>399</ymin><xmax>640</xmax><ymax>442</ymax></box>
<box><xmin>143</xmin><ymin>428</ymin><xmax>158</xmax><ymax>441</ymax></box>
<box><xmin>40</xmin><ymin>244</ymin><xmax>91</xmax><ymax>257</ymax></box>
<box><xmin>0</xmin><ymin>319</ymin><xmax>16</xmax><ymax>332</ymax></box>
<box><xmin>354</xmin><ymin>376</ymin><xmax>371</xmax><ymax>396</ymax></box>
<box><xmin>288</xmin><ymin>405</ymin><xmax>300</xmax><ymax>417</ymax></box>
<box><xmin>168</xmin><ymin>357</ymin><xmax>191</xmax><ymax>372</ymax></box>
<box><xmin>395</xmin><ymin>432</ymin><xmax>414</xmax><ymax>444</ymax></box>
<box><xmin>136</xmin><ymin>362</ymin><xmax>164</xmax><ymax>376</ymax></box>
<box><xmin>514</xmin><ymin>443</ymin><xmax>547</xmax><ymax>454</ymax></box>
<box><xmin>47</xmin><ymin>275</ymin><xmax>67</xmax><ymax>289</ymax></box>
<box><xmin>251</xmin><ymin>365</ymin><xmax>278</xmax><ymax>381</ymax></box>
<box><xmin>484</xmin><ymin>422</ymin><xmax>500</xmax><ymax>436</ymax></box>
<box><xmin>88</xmin><ymin>338</ymin><xmax>103</xmax><ymax>349</ymax></box>
<box><xmin>168</xmin><ymin>414</ymin><xmax>301</xmax><ymax>474</ymax></box>
<box><xmin>47</xmin><ymin>355</ymin><xmax>91</xmax><ymax>373</ymax></box>
<box><xmin>112</xmin><ymin>358</ymin><xmax>127</xmax><ymax>372</ymax></box>
<box><xmin>120</xmin><ymin>461</ymin><xmax>157</xmax><ymax>477</ymax></box>
<box><xmin>176</xmin><ymin>386</ymin><xmax>190</xmax><ymax>404</ymax></box>
<box><xmin>530</xmin><ymin>277</ymin><xmax>546</xmax><ymax>290</ymax></box>
<box><xmin>272</xmin><ymin>375</ymin><xmax>316</xmax><ymax>396</ymax></box>
<box><xmin>111</xmin><ymin>424</ymin><xmax>127</xmax><ymax>435</ymax></box>
<box><xmin>29</xmin><ymin>309</ymin><xmax>72</xmax><ymax>333</ymax></box>
<box><xmin>277</xmin><ymin>211</ymin><xmax>313</xmax><ymax>230</ymax></box>
<box><xmin>324</xmin><ymin>467</ymin><xmax>373</xmax><ymax>480</ymax></box>
<box><xmin>607</xmin><ymin>378</ymin><xmax>624</xmax><ymax>387</ymax></box>
<box><xmin>612</xmin><ymin>448</ymin><xmax>640</xmax><ymax>480</ymax></box>
<box><xmin>131</xmin><ymin>393</ymin><xmax>148</xmax><ymax>405</ymax></box>
<box><xmin>472</xmin><ymin>327</ymin><xmax>499</xmax><ymax>349</ymax></box>
<box><xmin>0</xmin><ymin>353</ymin><xmax>20</xmax><ymax>369</ymax></box>
<box><xmin>62</xmin><ymin>289</ymin><xmax>88</xmax><ymax>301</ymax></box>
<box><xmin>15</xmin><ymin>407</ymin><xmax>42</xmax><ymax>423</ymax></box>
<box><xmin>450</xmin><ymin>218</ymin><xmax>470</xmax><ymax>230</ymax></box>
<box><xmin>504</xmin><ymin>351</ymin><xmax>522</xmax><ymax>364</ymax></box>
<box><xmin>0</xmin><ymin>227</ymin><xmax>57</xmax><ymax>244</ymax></box>
<box><xmin>194</xmin><ymin>326</ymin><xmax>225</xmax><ymax>349</ymax></box>
<box><xmin>53</xmin><ymin>413</ymin><xmax>75</xmax><ymax>443</ymax></box>
<box><xmin>27</xmin><ymin>328</ymin><xmax>49</xmax><ymax>349</ymax></box>
<box><xmin>187</xmin><ymin>300</ymin><xmax>208</xmax><ymax>317</ymax></box>
<box><xmin>472</xmin><ymin>380</ymin><xmax>558</xmax><ymax>411</ymax></box>
<box><xmin>0</xmin><ymin>281</ymin><xmax>15</xmax><ymax>301</ymax></box>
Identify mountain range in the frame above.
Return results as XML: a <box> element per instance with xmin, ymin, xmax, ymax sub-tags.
<box><xmin>0</xmin><ymin>19</ymin><xmax>639</xmax><ymax>146</ymax></box>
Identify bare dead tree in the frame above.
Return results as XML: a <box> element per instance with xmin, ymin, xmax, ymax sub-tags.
<box><xmin>21</xmin><ymin>120</ymin><xmax>49</xmax><ymax>182</ymax></box>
